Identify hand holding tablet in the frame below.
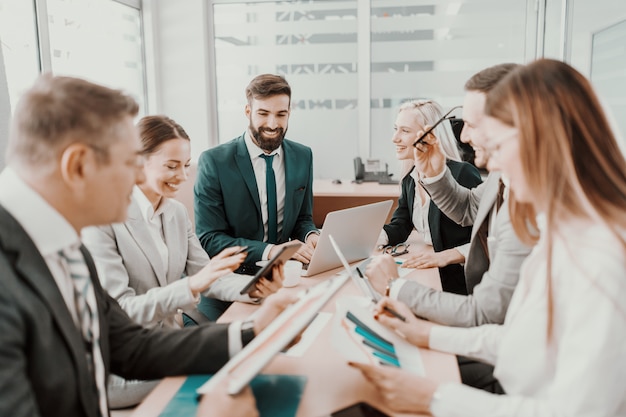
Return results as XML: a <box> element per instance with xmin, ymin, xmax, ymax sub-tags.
<box><xmin>239</xmin><ymin>241</ymin><xmax>302</xmax><ymax>295</ymax></box>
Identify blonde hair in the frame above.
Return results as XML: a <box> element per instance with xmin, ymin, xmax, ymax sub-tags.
<box><xmin>398</xmin><ymin>100</ymin><xmax>461</xmax><ymax>175</ymax></box>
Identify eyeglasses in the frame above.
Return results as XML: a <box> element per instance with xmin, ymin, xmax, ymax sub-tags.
<box><xmin>378</xmin><ymin>243</ymin><xmax>410</xmax><ymax>257</ymax></box>
<box><xmin>412</xmin><ymin>105</ymin><xmax>463</xmax><ymax>151</ymax></box>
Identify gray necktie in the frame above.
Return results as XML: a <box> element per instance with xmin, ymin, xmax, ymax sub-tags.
<box><xmin>59</xmin><ymin>246</ymin><xmax>108</xmax><ymax>417</ymax></box>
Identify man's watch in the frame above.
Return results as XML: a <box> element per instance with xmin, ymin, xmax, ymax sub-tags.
<box><xmin>241</xmin><ymin>319</ymin><xmax>256</xmax><ymax>346</ymax></box>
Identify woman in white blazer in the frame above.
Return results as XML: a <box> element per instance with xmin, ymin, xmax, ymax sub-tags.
<box><xmin>82</xmin><ymin>115</ymin><xmax>283</xmax><ymax>408</ymax></box>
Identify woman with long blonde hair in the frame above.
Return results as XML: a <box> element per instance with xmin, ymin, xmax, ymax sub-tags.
<box><xmin>351</xmin><ymin>59</ymin><xmax>626</xmax><ymax>416</ymax></box>
<box><xmin>379</xmin><ymin>100</ymin><xmax>482</xmax><ymax>294</ymax></box>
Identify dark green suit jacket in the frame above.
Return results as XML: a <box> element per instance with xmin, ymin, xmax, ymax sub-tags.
<box><xmin>194</xmin><ymin>134</ymin><xmax>317</xmax><ymax>263</ymax></box>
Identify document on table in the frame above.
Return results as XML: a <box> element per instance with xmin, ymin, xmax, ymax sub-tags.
<box><xmin>331</xmin><ymin>295</ymin><xmax>425</xmax><ymax>375</ymax></box>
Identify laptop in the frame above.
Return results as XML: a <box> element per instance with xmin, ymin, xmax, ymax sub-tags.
<box><xmin>302</xmin><ymin>200</ymin><xmax>393</xmax><ymax>277</ymax></box>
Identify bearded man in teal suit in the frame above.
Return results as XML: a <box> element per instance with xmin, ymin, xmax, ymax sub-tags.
<box><xmin>195</xmin><ymin>74</ymin><xmax>319</xmax><ymax>272</ymax></box>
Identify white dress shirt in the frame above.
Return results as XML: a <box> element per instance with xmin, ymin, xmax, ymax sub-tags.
<box><xmin>427</xmin><ymin>215</ymin><xmax>626</xmax><ymax>417</ymax></box>
<box><xmin>0</xmin><ymin>168</ymin><xmax>82</xmax><ymax>323</ymax></box>
<box><xmin>244</xmin><ymin>132</ymin><xmax>286</xmax><ymax>237</ymax></box>
<box><xmin>133</xmin><ymin>186</ymin><xmax>170</xmax><ymax>273</ymax></box>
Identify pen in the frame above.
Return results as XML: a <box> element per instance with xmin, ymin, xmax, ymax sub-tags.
<box><xmin>355</xmin><ymin>268</ymin><xmax>406</xmax><ymax>322</ymax></box>
<box><xmin>382</xmin><ymin>306</ymin><xmax>407</xmax><ymax>322</ymax></box>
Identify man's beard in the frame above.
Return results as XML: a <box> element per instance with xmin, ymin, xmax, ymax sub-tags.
<box><xmin>250</xmin><ymin>123</ymin><xmax>287</xmax><ymax>153</ymax></box>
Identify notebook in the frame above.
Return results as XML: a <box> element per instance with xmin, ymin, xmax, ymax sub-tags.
<box><xmin>302</xmin><ymin>200</ymin><xmax>393</xmax><ymax>277</ymax></box>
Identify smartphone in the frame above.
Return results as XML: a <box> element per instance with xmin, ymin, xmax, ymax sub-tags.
<box><xmin>331</xmin><ymin>402</ymin><xmax>390</xmax><ymax>417</ymax></box>
<box><xmin>239</xmin><ymin>242</ymin><xmax>302</xmax><ymax>295</ymax></box>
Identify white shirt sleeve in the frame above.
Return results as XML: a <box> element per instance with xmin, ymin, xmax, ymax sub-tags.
<box><xmin>429</xmin><ymin>324</ymin><xmax>502</xmax><ymax>365</ymax></box>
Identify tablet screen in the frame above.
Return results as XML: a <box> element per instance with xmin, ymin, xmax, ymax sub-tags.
<box><xmin>239</xmin><ymin>241</ymin><xmax>302</xmax><ymax>295</ymax></box>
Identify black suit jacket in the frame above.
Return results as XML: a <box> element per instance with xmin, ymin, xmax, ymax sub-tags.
<box><xmin>383</xmin><ymin>160</ymin><xmax>482</xmax><ymax>295</ymax></box>
<box><xmin>0</xmin><ymin>205</ymin><xmax>233</xmax><ymax>417</ymax></box>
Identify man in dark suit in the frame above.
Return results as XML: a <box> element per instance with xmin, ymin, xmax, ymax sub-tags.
<box><xmin>194</xmin><ymin>74</ymin><xmax>319</xmax><ymax>268</ymax></box>
<box><xmin>0</xmin><ymin>74</ymin><xmax>292</xmax><ymax>417</ymax></box>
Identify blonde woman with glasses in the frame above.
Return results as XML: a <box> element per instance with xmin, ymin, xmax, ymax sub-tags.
<box><xmin>379</xmin><ymin>100</ymin><xmax>482</xmax><ymax>295</ymax></box>
<box><xmin>352</xmin><ymin>59</ymin><xmax>626</xmax><ymax>417</ymax></box>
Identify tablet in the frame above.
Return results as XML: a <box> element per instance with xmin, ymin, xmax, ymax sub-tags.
<box><xmin>197</xmin><ymin>272</ymin><xmax>350</xmax><ymax>396</ymax></box>
<box><xmin>239</xmin><ymin>241</ymin><xmax>302</xmax><ymax>295</ymax></box>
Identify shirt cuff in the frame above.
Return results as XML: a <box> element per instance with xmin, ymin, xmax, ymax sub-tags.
<box><xmin>389</xmin><ymin>278</ymin><xmax>407</xmax><ymax>300</ymax></box>
<box><xmin>304</xmin><ymin>229</ymin><xmax>321</xmax><ymax>242</ymax></box>
<box><xmin>262</xmin><ymin>244</ymin><xmax>273</xmax><ymax>261</ymax></box>
<box><xmin>420</xmin><ymin>166</ymin><xmax>447</xmax><ymax>184</ymax></box>
<box><xmin>455</xmin><ymin>243</ymin><xmax>470</xmax><ymax>261</ymax></box>
<box><xmin>377</xmin><ymin>230</ymin><xmax>389</xmax><ymax>247</ymax></box>
<box><xmin>181</xmin><ymin>277</ymin><xmax>200</xmax><ymax>304</ymax></box>
<box><xmin>228</xmin><ymin>321</ymin><xmax>243</xmax><ymax>357</ymax></box>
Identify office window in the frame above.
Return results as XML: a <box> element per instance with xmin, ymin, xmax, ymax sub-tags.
<box><xmin>212</xmin><ymin>0</ymin><xmax>359</xmax><ymax>180</ymax></box>
<box><xmin>209</xmin><ymin>0</ymin><xmax>536</xmax><ymax>180</ymax></box>
<box><xmin>0</xmin><ymin>0</ymin><xmax>40</xmax><ymax>112</ymax></box>
<box><xmin>369</xmin><ymin>0</ymin><xmax>531</xmax><ymax>179</ymax></box>
<box><xmin>46</xmin><ymin>0</ymin><xmax>146</xmax><ymax>113</ymax></box>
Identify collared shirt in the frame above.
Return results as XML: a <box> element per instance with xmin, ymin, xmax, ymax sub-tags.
<box><xmin>244</xmin><ymin>131</ymin><xmax>286</xmax><ymax>259</ymax></box>
<box><xmin>410</xmin><ymin>169</ymin><xmax>433</xmax><ymax>246</ymax></box>
<box><xmin>133</xmin><ymin>186</ymin><xmax>170</xmax><ymax>273</ymax></box>
<box><xmin>0</xmin><ymin>167</ymin><xmax>82</xmax><ymax>324</ymax></box>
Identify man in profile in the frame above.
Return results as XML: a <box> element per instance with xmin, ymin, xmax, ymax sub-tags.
<box><xmin>0</xmin><ymin>74</ymin><xmax>292</xmax><ymax>417</ymax></box>
<box><xmin>367</xmin><ymin>63</ymin><xmax>532</xmax><ymax>393</ymax></box>
<box><xmin>194</xmin><ymin>74</ymin><xmax>319</xmax><ymax>268</ymax></box>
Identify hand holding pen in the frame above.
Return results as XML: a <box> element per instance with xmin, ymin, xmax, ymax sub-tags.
<box><xmin>371</xmin><ymin>297</ymin><xmax>434</xmax><ymax>348</ymax></box>
<box><xmin>355</xmin><ymin>267</ymin><xmax>406</xmax><ymax>323</ymax></box>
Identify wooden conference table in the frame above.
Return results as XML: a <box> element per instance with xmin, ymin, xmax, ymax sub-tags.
<box><xmin>132</xmin><ymin>237</ymin><xmax>460</xmax><ymax>417</ymax></box>
<box><xmin>312</xmin><ymin>179</ymin><xmax>400</xmax><ymax>228</ymax></box>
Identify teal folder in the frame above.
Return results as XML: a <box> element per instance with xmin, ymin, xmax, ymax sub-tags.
<box><xmin>158</xmin><ymin>374</ymin><xmax>307</xmax><ymax>417</ymax></box>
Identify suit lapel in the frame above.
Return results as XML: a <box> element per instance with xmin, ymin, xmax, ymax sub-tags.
<box><xmin>125</xmin><ymin>199</ymin><xmax>168</xmax><ymax>287</ymax></box>
<box><xmin>161</xmin><ymin>207</ymin><xmax>183</xmax><ymax>284</ymax></box>
<box><xmin>0</xmin><ymin>206</ymin><xmax>98</xmax><ymax>412</ymax></box>
<box><xmin>471</xmin><ymin>172</ymin><xmax>501</xmax><ymax>240</ymax></box>
<box><xmin>234</xmin><ymin>135</ymin><xmax>262</xmax><ymax>214</ymax></box>
<box><xmin>281</xmin><ymin>141</ymin><xmax>298</xmax><ymax>241</ymax></box>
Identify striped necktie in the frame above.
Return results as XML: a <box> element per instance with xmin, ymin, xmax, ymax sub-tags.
<box><xmin>59</xmin><ymin>246</ymin><xmax>107</xmax><ymax>417</ymax></box>
<box><xmin>260</xmin><ymin>153</ymin><xmax>278</xmax><ymax>243</ymax></box>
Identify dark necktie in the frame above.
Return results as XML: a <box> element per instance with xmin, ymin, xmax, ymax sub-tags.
<box><xmin>260</xmin><ymin>154</ymin><xmax>278</xmax><ymax>243</ymax></box>
<box><xmin>476</xmin><ymin>179</ymin><xmax>506</xmax><ymax>262</ymax></box>
<box><xmin>59</xmin><ymin>247</ymin><xmax>107</xmax><ymax>417</ymax></box>
<box><xmin>496</xmin><ymin>178</ymin><xmax>505</xmax><ymax>212</ymax></box>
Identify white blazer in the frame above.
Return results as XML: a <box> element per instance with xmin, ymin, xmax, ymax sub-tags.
<box><xmin>82</xmin><ymin>195</ymin><xmax>252</xmax><ymax>328</ymax></box>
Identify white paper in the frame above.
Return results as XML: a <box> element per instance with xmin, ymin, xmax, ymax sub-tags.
<box><xmin>331</xmin><ymin>296</ymin><xmax>425</xmax><ymax>375</ymax></box>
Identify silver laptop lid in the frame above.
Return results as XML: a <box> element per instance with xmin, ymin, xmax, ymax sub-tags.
<box><xmin>303</xmin><ymin>200</ymin><xmax>393</xmax><ymax>276</ymax></box>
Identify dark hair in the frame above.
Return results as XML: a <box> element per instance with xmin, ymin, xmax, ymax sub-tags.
<box><xmin>465</xmin><ymin>63</ymin><xmax>521</xmax><ymax>93</ymax></box>
<box><xmin>245</xmin><ymin>74</ymin><xmax>291</xmax><ymax>105</ymax></box>
<box><xmin>8</xmin><ymin>73</ymin><xmax>138</xmax><ymax>165</ymax></box>
<box><xmin>136</xmin><ymin>115</ymin><xmax>190</xmax><ymax>156</ymax></box>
